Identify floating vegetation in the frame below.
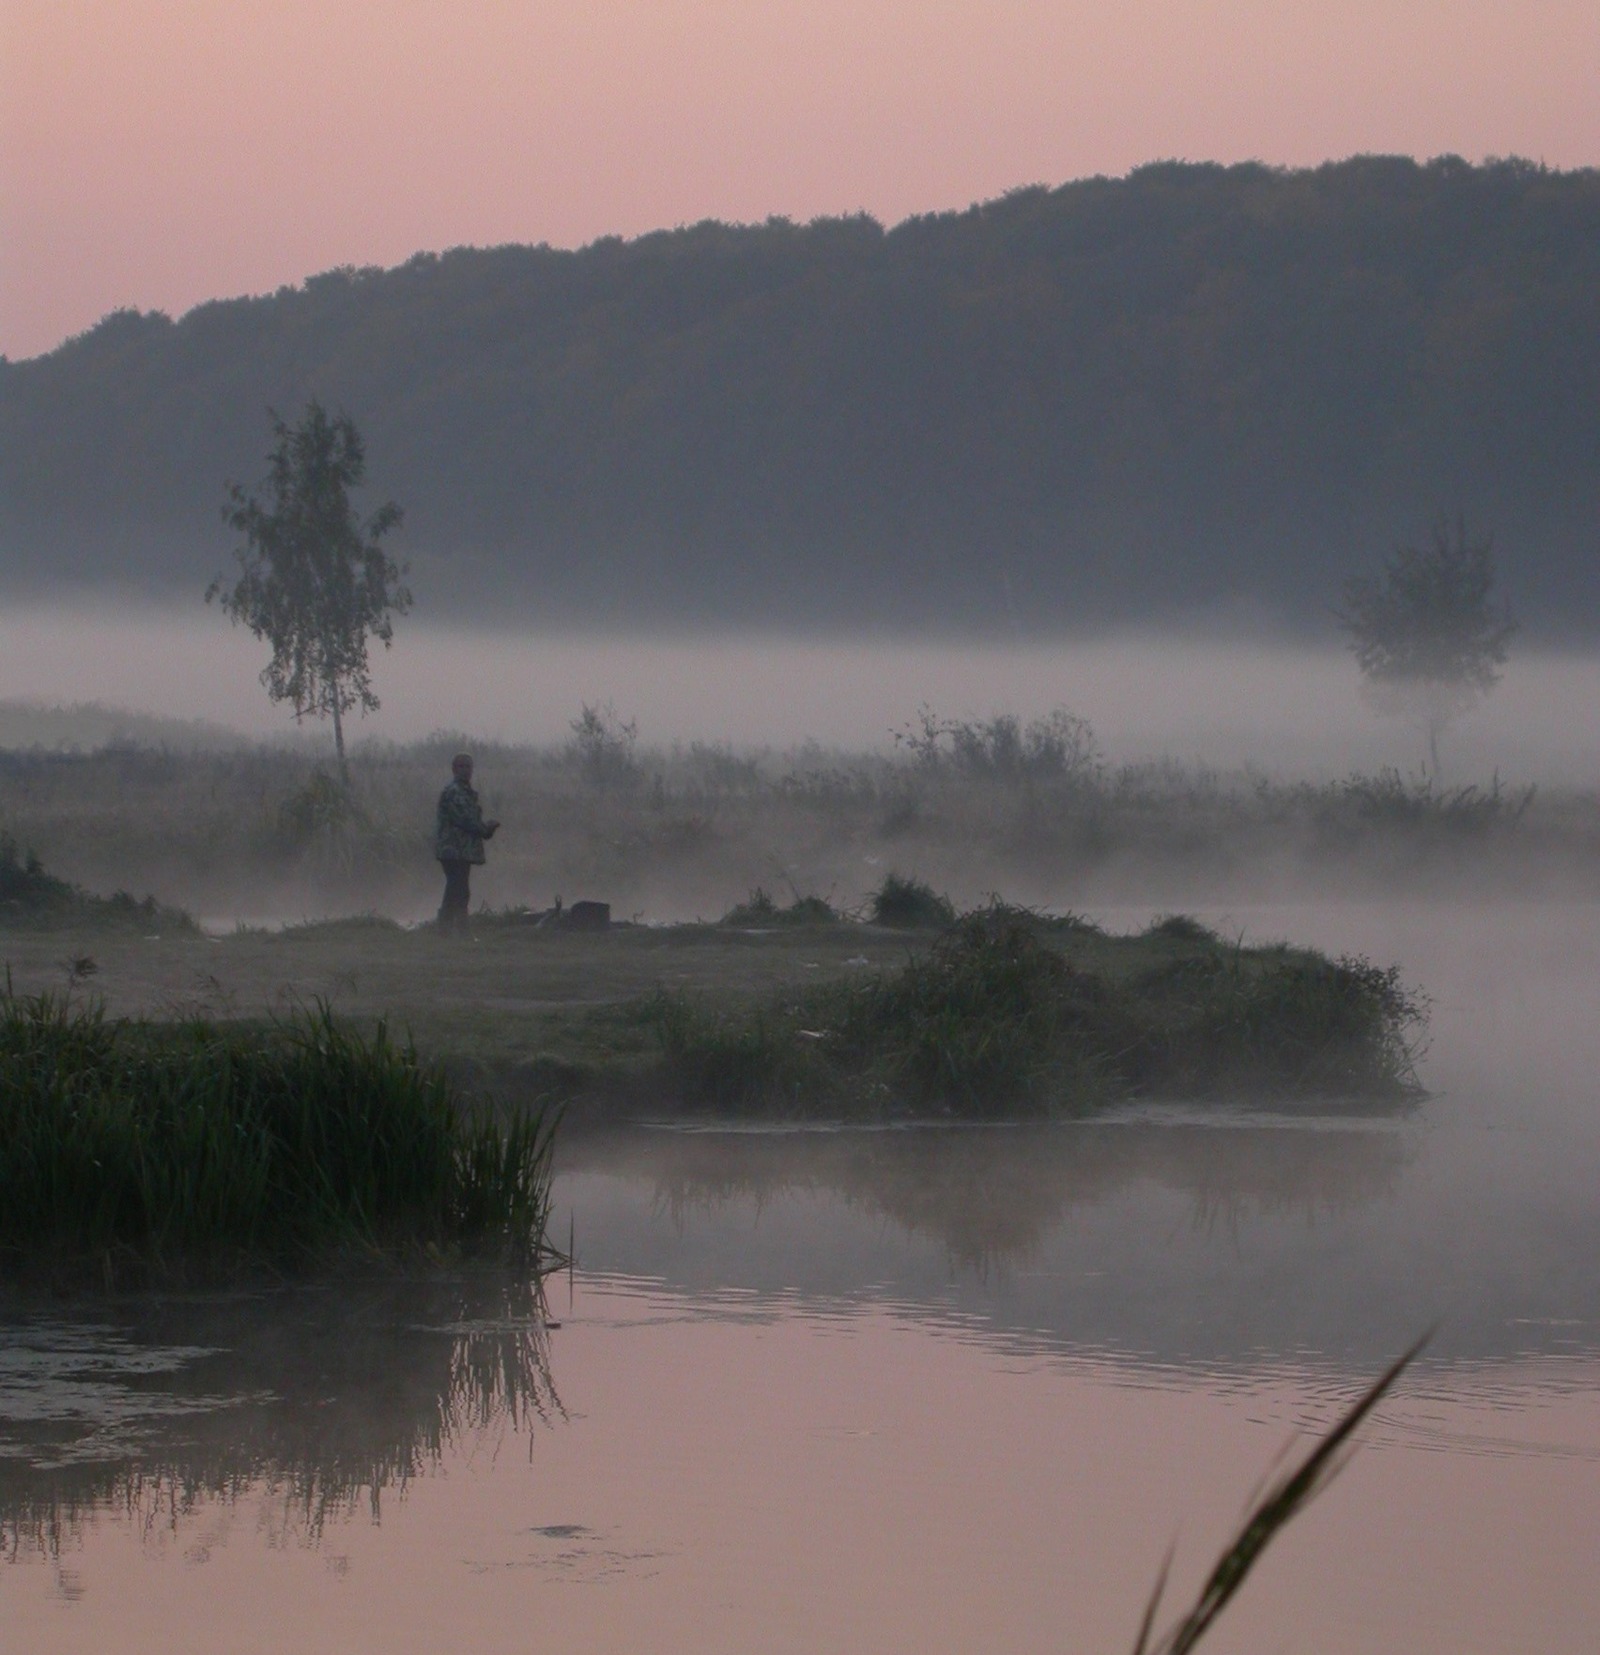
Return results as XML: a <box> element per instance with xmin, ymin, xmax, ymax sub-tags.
<box><xmin>652</xmin><ymin>907</ymin><xmax>1426</xmax><ymax>1116</ymax></box>
<box><xmin>0</xmin><ymin>991</ymin><xmax>559</xmax><ymax>1278</ymax></box>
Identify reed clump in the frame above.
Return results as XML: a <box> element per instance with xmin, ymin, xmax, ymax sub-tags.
<box><xmin>651</xmin><ymin>908</ymin><xmax>1425</xmax><ymax>1116</ymax></box>
<box><xmin>0</xmin><ymin>990</ymin><xmax>558</xmax><ymax>1276</ymax></box>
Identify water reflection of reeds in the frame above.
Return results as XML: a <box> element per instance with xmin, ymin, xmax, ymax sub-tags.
<box><xmin>564</xmin><ymin>1119</ymin><xmax>1413</xmax><ymax>1274</ymax></box>
<box><xmin>0</xmin><ymin>1270</ymin><xmax>559</xmax><ymax>1558</ymax></box>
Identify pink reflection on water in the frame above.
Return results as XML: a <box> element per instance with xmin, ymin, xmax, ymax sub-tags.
<box><xmin>5</xmin><ymin>1275</ymin><xmax>1598</xmax><ymax>1655</ymax></box>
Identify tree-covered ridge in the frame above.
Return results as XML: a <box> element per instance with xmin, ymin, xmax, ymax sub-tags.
<box><xmin>4</xmin><ymin>156</ymin><xmax>1598</xmax><ymax>633</ymax></box>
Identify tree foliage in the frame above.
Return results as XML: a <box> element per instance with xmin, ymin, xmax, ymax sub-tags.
<box><xmin>7</xmin><ymin>158</ymin><xmax>1600</xmax><ymax>632</ymax></box>
<box><xmin>208</xmin><ymin>403</ymin><xmax>408</xmax><ymax>780</ymax></box>
<box><xmin>1338</xmin><ymin>516</ymin><xmax>1515</xmax><ymax>773</ymax></box>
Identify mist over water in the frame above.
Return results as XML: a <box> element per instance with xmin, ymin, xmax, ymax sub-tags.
<box><xmin>6</xmin><ymin>604</ymin><xmax>1600</xmax><ymax>1650</ymax></box>
<box><xmin>5</xmin><ymin>601</ymin><xmax>1600</xmax><ymax>779</ymax></box>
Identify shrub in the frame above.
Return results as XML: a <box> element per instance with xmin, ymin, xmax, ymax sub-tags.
<box><xmin>1144</xmin><ymin>913</ymin><xmax>1220</xmax><ymax>945</ymax></box>
<box><xmin>567</xmin><ymin>702</ymin><xmax>641</xmax><ymax>792</ymax></box>
<box><xmin>1317</xmin><ymin>768</ymin><xmax>1535</xmax><ymax>836</ymax></box>
<box><xmin>892</xmin><ymin>705</ymin><xmax>1104</xmax><ymax>786</ymax></box>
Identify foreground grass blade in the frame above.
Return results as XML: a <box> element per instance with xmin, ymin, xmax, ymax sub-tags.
<box><xmin>1131</xmin><ymin>1333</ymin><xmax>1430</xmax><ymax>1655</ymax></box>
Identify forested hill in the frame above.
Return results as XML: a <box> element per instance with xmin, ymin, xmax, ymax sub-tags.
<box><xmin>4</xmin><ymin>157</ymin><xmax>1598</xmax><ymax>636</ymax></box>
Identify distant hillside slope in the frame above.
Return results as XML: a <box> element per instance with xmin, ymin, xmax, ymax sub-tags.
<box><xmin>3</xmin><ymin>157</ymin><xmax>1598</xmax><ymax>635</ymax></box>
<box><xmin>0</xmin><ymin>700</ymin><xmax>248</xmax><ymax>753</ymax></box>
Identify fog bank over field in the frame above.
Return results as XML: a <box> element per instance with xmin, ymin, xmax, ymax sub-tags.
<box><xmin>3</xmin><ymin>602</ymin><xmax>1599</xmax><ymax>781</ymax></box>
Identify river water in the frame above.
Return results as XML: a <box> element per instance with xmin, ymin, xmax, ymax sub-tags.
<box><xmin>3</xmin><ymin>901</ymin><xmax>1598</xmax><ymax>1652</ymax></box>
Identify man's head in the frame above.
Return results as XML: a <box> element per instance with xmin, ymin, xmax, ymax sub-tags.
<box><xmin>451</xmin><ymin>753</ymin><xmax>474</xmax><ymax>783</ymax></box>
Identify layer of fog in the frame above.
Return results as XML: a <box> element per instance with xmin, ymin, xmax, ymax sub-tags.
<box><xmin>4</xmin><ymin>602</ymin><xmax>1600</xmax><ymax>781</ymax></box>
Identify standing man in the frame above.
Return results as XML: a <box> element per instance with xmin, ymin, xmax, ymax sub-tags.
<box><xmin>434</xmin><ymin>753</ymin><xmax>500</xmax><ymax>929</ymax></box>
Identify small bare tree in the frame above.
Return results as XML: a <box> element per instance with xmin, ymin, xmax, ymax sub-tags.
<box><xmin>1338</xmin><ymin>515</ymin><xmax>1515</xmax><ymax>776</ymax></box>
<box><xmin>208</xmin><ymin>402</ymin><xmax>409</xmax><ymax>784</ymax></box>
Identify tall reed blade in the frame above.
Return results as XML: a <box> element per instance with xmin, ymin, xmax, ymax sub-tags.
<box><xmin>1130</xmin><ymin>1333</ymin><xmax>1430</xmax><ymax>1655</ymax></box>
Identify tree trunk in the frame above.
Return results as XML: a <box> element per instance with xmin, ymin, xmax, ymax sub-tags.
<box><xmin>331</xmin><ymin>698</ymin><xmax>348</xmax><ymax>788</ymax></box>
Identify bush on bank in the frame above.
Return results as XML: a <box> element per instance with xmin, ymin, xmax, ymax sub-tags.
<box><xmin>652</xmin><ymin>909</ymin><xmax>1426</xmax><ymax>1116</ymax></box>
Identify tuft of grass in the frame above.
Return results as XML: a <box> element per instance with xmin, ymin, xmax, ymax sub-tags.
<box><xmin>720</xmin><ymin>887</ymin><xmax>841</xmax><ymax>927</ymax></box>
<box><xmin>1143</xmin><ymin>913</ymin><xmax>1219</xmax><ymax>945</ymax></box>
<box><xmin>869</xmin><ymin>872</ymin><xmax>956</xmax><ymax>928</ymax></box>
<box><xmin>651</xmin><ymin>909</ymin><xmax>1426</xmax><ymax>1117</ymax></box>
<box><xmin>275</xmin><ymin>912</ymin><xmax>408</xmax><ymax>938</ymax></box>
<box><xmin>648</xmin><ymin>990</ymin><xmax>827</xmax><ymax>1112</ymax></box>
<box><xmin>0</xmin><ymin>989</ymin><xmax>559</xmax><ymax>1277</ymax></box>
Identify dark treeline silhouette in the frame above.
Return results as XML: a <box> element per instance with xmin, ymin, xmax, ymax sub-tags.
<box><xmin>4</xmin><ymin>156</ymin><xmax>1598</xmax><ymax>634</ymax></box>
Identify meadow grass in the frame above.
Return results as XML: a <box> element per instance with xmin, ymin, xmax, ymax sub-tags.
<box><xmin>0</xmin><ymin>711</ymin><xmax>1574</xmax><ymax>925</ymax></box>
<box><xmin>0</xmin><ymin>988</ymin><xmax>559</xmax><ymax>1278</ymax></box>
<box><xmin>0</xmin><ymin>868</ymin><xmax>1427</xmax><ymax>1124</ymax></box>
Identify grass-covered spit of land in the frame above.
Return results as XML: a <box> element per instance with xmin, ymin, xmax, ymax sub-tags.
<box><xmin>651</xmin><ymin>904</ymin><xmax>1424</xmax><ymax>1117</ymax></box>
<box><xmin>0</xmin><ymin>989</ymin><xmax>559</xmax><ymax>1281</ymax></box>
<box><xmin>1</xmin><ymin>862</ymin><xmax>1426</xmax><ymax>1131</ymax></box>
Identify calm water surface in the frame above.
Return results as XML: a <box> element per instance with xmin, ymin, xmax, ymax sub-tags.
<box><xmin>3</xmin><ymin>902</ymin><xmax>1598</xmax><ymax>1652</ymax></box>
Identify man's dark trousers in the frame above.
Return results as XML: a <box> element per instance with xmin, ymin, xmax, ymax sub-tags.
<box><xmin>438</xmin><ymin>859</ymin><xmax>471</xmax><ymax>927</ymax></box>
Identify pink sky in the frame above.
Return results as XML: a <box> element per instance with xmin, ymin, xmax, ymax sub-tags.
<box><xmin>3</xmin><ymin>0</ymin><xmax>1598</xmax><ymax>360</ymax></box>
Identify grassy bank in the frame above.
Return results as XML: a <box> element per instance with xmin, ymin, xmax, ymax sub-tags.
<box><xmin>1</xmin><ymin>831</ymin><xmax>196</xmax><ymax>933</ymax></box>
<box><xmin>0</xmin><ymin>851</ymin><xmax>1427</xmax><ymax>1122</ymax></box>
<box><xmin>651</xmin><ymin>907</ymin><xmax>1424</xmax><ymax>1116</ymax></box>
<box><xmin>0</xmin><ymin>990</ymin><xmax>559</xmax><ymax>1279</ymax></box>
